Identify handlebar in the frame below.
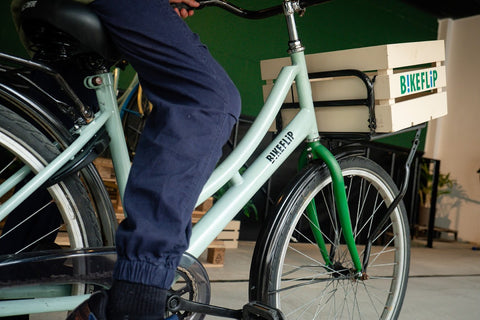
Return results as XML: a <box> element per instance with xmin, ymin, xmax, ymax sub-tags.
<box><xmin>172</xmin><ymin>0</ymin><xmax>331</xmax><ymax>19</ymax></box>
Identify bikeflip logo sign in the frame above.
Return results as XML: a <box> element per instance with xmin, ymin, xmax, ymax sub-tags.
<box><xmin>399</xmin><ymin>68</ymin><xmax>439</xmax><ymax>95</ymax></box>
<box><xmin>266</xmin><ymin>131</ymin><xmax>294</xmax><ymax>164</ymax></box>
<box><xmin>21</xmin><ymin>1</ymin><xmax>38</xmax><ymax>11</ymax></box>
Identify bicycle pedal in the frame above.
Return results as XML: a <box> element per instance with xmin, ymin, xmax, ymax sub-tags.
<box><xmin>242</xmin><ymin>301</ymin><xmax>285</xmax><ymax>320</ymax></box>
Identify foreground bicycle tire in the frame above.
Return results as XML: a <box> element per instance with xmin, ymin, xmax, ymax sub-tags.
<box><xmin>0</xmin><ymin>104</ymin><xmax>103</xmax><ymax>296</ymax></box>
<box><xmin>252</xmin><ymin>156</ymin><xmax>410</xmax><ymax>319</ymax></box>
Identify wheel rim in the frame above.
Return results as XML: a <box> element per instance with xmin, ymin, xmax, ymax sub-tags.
<box><xmin>0</xmin><ymin>131</ymin><xmax>86</xmax><ymax>252</ymax></box>
<box><xmin>271</xmin><ymin>165</ymin><xmax>408</xmax><ymax>319</ymax></box>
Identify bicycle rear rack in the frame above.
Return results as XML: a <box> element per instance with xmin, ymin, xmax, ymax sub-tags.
<box><xmin>0</xmin><ymin>52</ymin><xmax>93</xmax><ymax>123</ymax></box>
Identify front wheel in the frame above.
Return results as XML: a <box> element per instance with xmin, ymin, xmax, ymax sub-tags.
<box><xmin>251</xmin><ymin>156</ymin><xmax>410</xmax><ymax>319</ymax></box>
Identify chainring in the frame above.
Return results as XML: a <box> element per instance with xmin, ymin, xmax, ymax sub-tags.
<box><xmin>167</xmin><ymin>252</ymin><xmax>211</xmax><ymax>320</ymax></box>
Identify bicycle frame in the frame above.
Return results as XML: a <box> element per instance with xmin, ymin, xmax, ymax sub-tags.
<box><xmin>115</xmin><ymin>71</ymin><xmax>142</xmax><ymax>119</ymax></box>
<box><xmin>0</xmin><ymin>0</ymin><xmax>362</xmax><ymax>315</ymax></box>
<box><xmin>188</xmin><ymin>50</ymin><xmax>361</xmax><ymax>272</ymax></box>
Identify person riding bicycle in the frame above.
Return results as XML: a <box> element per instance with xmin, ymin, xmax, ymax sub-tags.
<box><xmin>10</xmin><ymin>0</ymin><xmax>241</xmax><ymax>319</ymax></box>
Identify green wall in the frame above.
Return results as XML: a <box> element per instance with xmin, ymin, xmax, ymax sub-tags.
<box><xmin>186</xmin><ymin>0</ymin><xmax>437</xmax><ymax>117</ymax></box>
<box><xmin>186</xmin><ymin>0</ymin><xmax>437</xmax><ymax>149</ymax></box>
<box><xmin>0</xmin><ymin>0</ymin><xmax>437</xmax><ymax>148</ymax></box>
<box><xmin>1</xmin><ymin>1</ymin><xmax>26</xmax><ymax>57</ymax></box>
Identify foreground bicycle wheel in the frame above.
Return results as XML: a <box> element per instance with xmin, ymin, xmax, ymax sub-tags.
<box><xmin>252</xmin><ymin>156</ymin><xmax>410</xmax><ymax>319</ymax></box>
<box><xmin>0</xmin><ymin>104</ymin><xmax>103</xmax><ymax>297</ymax></box>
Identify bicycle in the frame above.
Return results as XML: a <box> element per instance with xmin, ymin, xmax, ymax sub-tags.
<box><xmin>0</xmin><ymin>0</ymin><xmax>421</xmax><ymax>318</ymax></box>
<box><xmin>114</xmin><ymin>70</ymin><xmax>153</xmax><ymax>160</ymax></box>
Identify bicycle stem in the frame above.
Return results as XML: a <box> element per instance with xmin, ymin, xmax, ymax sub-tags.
<box><xmin>283</xmin><ymin>0</ymin><xmax>305</xmax><ymax>54</ymax></box>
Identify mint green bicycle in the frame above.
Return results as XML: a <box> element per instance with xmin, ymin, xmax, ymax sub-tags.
<box><xmin>0</xmin><ymin>0</ymin><xmax>417</xmax><ymax>319</ymax></box>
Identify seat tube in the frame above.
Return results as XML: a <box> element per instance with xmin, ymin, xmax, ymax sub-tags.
<box><xmin>85</xmin><ymin>73</ymin><xmax>131</xmax><ymax>203</ymax></box>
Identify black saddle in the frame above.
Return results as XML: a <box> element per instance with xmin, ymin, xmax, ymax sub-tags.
<box><xmin>19</xmin><ymin>0</ymin><xmax>120</xmax><ymax>62</ymax></box>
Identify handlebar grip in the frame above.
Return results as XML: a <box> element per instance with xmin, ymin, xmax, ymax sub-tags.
<box><xmin>170</xmin><ymin>0</ymin><xmax>212</xmax><ymax>11</ymax></box>
<box><xmin>299</xmin><ymin>0</ymin><xmax>332</xmax><ymax>8</ymax></box>
<box><xmin>170</xmin><ymin>3</ymin><xmax>194</xmax><ymax>11</ymax></box>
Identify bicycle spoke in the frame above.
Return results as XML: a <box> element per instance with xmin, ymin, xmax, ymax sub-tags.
<box><xmin>355</xmin><ymin>196</ymin><xmax>385</xmax><ymax>239</ymax></box>
<box><xmin>283</xmin><ymin>279</ymin><xmax>337</xmax><ymax>318</ymax></box>
<box><xmin>0</xmin><ymin>156</ymin><xmax>17</xmax><ymax>176</ymax></box>
<box><xmin>284</xmin><ymin>244</ymin><xmax>327</xmax><ymax>272</ymax></box>
<box><xmin>0</xmin><ymin>200</ymin><xmax>55</xmax><ymax>240</ymax></box>
<box><xmin>299</xmin><ymin>213</ymin><xmax>335</xmax><ymax>248</ymax></box>
<box><xmin>16</xmin><ymin>224</ymin><xmax>63</xmax><ymax>254</ymax></box>
<box><xmin>262</xmin><ymin>158</ymin><xmax>409</xmax><ymax>319</ymax></box>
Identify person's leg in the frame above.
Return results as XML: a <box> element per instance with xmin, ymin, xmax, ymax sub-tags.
<box><xmin>89</xmin><ymin>0</ymin><xmax>240</xmax><ymax>318</ymax></box>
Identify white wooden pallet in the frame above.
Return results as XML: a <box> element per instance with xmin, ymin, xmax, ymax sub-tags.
<box><xmin>193</xmin><ymin>198</ymin><xmax>241</xmax><ymax>266</ymax></box>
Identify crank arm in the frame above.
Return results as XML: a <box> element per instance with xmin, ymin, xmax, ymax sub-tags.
<box><xmin>167</xmin><ymin>294</ymin><xmax>242</xmax><ymax>319</ymax></box>
<box><xmin>167</xmin><ymin>295</ymin><xmax>286</xmax><ymax>320</ymax></box>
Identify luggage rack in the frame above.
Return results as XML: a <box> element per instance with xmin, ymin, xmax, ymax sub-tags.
<box><xmin>274</xmin><ymin>68</ymin><xmax>426</xmax><ymax>141</ymax></box>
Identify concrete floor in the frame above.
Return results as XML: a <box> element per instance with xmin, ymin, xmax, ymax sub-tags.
<box><xmin>205</xmin><ymin>240</ymin><xmax>480</xmax><ymax>320</ymax></box>
<box><xmin>31</xmin><ymin>239</ymin><xmax>480</xmax><ymax>319</ymax></box>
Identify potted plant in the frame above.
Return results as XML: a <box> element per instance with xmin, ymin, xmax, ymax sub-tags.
<box><xmin>417</xmin><ymin>161</ymin><xmax>454</xmax><ymax>226</ymax></box>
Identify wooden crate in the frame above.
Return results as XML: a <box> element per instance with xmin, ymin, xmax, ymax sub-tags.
<box><xmin>193</xmin><ymin>198</ymin><xmax>241</xmax><ymax>266</ymax></box>
<box><xmin>213</xmin><ymin>220</ymin><xmax>240</xmax><ymax>249</ymax></box>
<box><xmin>194</xmin><ymin>197</ymin><xmax>214</xmax><ymax>213</ymax></box>
<box><xmin>0</xmin><ymin>179</ymin><xmax>13</xmax><ymax>205</ymax></box>
<box><xmin>93</xmin><ymin>157</ymin><xmax>124</xmax><ymax>223</ymax></box>
<box><xmin>261</xmin><ymin>40</ymin><xmax>448</xmax><ymax>133</ymax></box>
<box><xmin>55</xmin><ymin>225</ymin><xmax>70</xmax><ymax>247</ymax></box>
<box><xmin>192</xmin><ymin>208</ymin><xmax>240</xmax><ymax>249</ymax></box>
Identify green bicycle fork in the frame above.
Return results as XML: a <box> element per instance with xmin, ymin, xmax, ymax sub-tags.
<box><xmin>299</xmin><ymin>140</ymin><xmax>363</xmax><ymax>273</ymax></box>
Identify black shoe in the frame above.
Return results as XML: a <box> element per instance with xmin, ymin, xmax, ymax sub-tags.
<box><xmin>67</xmin><ymin>282</ymin><xmax>171</xmax><ymax>320</ymax></box>
<box><xmin>107</xmin><ymin>280</ymin><xmax>167</xmax><ymax>320</ymax></box>
<box><xmin>67</xmin><ymin>290</ymin><xmax>108</xmax><ymax>320</ymax></box>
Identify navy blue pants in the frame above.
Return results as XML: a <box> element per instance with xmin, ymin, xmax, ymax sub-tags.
<box><xmin>90</xmin><ymin>0</ymin><xmax>241</xmax><ymax>289</ymax></box>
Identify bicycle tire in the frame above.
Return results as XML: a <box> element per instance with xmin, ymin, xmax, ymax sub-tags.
<box><xmin>251</xmin><ymin>156</ymin><xmax>410</xmax><ymax>319</ymax></box>
<box><xmin>0</xmin><ymin>87</ymin><xmax>117</xmax><ymax>246</ymax></box>
<box><xmin>0</xmin><ymin>104</ymin><xmax>103</xmax><ymax>290</ymax></box>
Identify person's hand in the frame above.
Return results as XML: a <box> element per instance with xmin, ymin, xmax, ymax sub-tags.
<box><xmin>170</xmin><ymin>0</ymin><xmax>200</xmax><ymax>19</ymax></box>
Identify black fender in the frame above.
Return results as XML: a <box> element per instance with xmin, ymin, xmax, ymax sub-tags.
<box><xmin>0</xmin><ymin>82</ymin><xmax>117</xmax><ymax>245</ymax></box>
<box><xmin>0</xmin><ymin>82</ymin><xmax>73</xmax><ymax>146</ymax></box>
